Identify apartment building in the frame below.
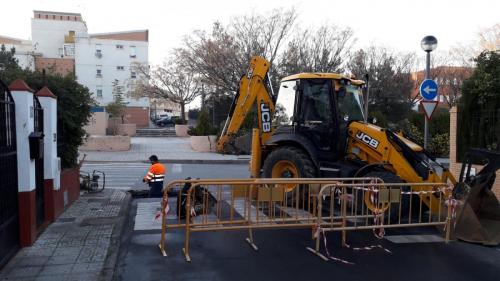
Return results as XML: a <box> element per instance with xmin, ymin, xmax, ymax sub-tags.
<box><xmin>75</xmin><ymin>30</ymin><xmax>150</xmax><ymax>126</ymax></box>
<box><xmin>0</xmin><ymin>10</ymin><xmax>151</xmax><ymax>128</ymax></box>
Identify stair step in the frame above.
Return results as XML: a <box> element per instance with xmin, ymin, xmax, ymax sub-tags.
<box><xmin>136</xmin><ymin>128</ymin><xmax>177</xmax><ymax>137</ymax></box>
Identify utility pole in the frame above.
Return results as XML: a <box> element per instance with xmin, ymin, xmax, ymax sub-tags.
<box><xmin>420</xmin><ymin>36</ymin><xmax>438</xmax><ymax>149</ymax></box>
<box><xmin>424</xmin><ymin>51</ymin><xmax>430</xmax><ymax>149</ymax></box>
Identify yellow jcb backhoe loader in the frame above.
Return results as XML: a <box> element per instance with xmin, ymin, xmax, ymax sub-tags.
<box><xmin>217</xmin><ymin>56</ymin><xmax>500</xmax><ymax>245</ymax></box>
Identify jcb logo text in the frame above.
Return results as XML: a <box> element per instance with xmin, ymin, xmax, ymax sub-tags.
<box><xmin>356</xmin><ymin>132</ymin><xmax>379</xmax><ymax>149</ymax></box>
<box><xmin>261</xmin><ymin>103</ymin><xmax>271</xmax><ymax>132</ymax></box>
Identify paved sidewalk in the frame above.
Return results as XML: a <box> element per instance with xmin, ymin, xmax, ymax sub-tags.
<box><xmin>0</xmin><ymin>189</ymin><xmax>131</xmax><ymax>281</ymax></box>
<box><xmin>80</xmin><ymin>137</ymin><xmax>249</xmax><ymax>163</ymax></box>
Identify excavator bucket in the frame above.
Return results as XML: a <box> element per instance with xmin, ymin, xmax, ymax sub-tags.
<box><xmin>453</xmin><ymin>149</ymin><xmax>500</xmax><ymax>246</ymax></box>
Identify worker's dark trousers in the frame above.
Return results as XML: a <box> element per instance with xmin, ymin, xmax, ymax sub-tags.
<box><xmin>149</xmin><ymin>181</ymin><xmax>164</xmax><ymax>198</ymax></box>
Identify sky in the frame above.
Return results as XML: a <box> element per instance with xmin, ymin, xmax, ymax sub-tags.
<box><xmin>0</xmin><ymin>0</ymin><xmax>499</xmax><ymax>66</ymax></box>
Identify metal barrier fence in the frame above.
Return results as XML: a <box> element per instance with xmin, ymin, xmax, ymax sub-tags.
<box><xmin>158</xmin><ymin>178</ymin><xmax>453</xmax><ymax>262</ymax></box>
<box><xmin>307</xmin><ymin>181</ymin><xmax>453</xmax><ymax>261</ymax></box>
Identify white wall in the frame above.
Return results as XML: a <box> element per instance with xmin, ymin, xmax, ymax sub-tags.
<box><xmin>75</xmin><ymin>37</ymin><xmax>149</xmax><ymax>107</ymax></box>
<box><xmin>38</xmin><ymin>96</ymin><xmax>60</xmax><ymax>189</ymax></box>
<box><xmin>31</xmin><ymin>18</ymin><xmax>87</xmax><ymax>58</ymax></box>
<box><xmin>11</xmin><ymin>90</ymin><xmax>36</xmax><ymax>192</ymax></box>
<box><xmin>1</xmin><ymin>41</ymin><xmax>36</xmax><ymax>70</ymax></box>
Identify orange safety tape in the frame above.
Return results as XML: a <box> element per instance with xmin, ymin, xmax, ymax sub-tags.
<box><xmin>155</xmin><ymin>196</ymin><xmax>170</xmax><ymax>220</ymax></box>
<box><xmin>313</xmin><ymin>225</ymin><xmax>354</xmax><ymax>265</ymax></box>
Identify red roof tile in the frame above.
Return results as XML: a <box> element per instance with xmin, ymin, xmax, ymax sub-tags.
<box><xmin>8</xmin><ymin>79</ymin><xmax>34</xmax><ymax>92</ymax></box>
<box><xmin>35</xmin><ymin>86</ymin><xmax>57</xmax><ymax>99</ymax></box>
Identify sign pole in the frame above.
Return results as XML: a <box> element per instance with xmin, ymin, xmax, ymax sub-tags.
<box><xmin>424</xmin><ymin>51</ymin><xmax>430</xmax><ymax>149</ymax></box>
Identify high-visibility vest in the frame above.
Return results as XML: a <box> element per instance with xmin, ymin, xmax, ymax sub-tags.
<box><xmin>144</xmin><ymin>163</ymin><xmax>166</xmax><ymax>183</ymax></box>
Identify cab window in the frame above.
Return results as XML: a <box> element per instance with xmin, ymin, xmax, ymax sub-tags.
<box><xmin>300</xmin><ymin>80</ymin><xmax>332</xmax><ymax>123</ymax></box>
<box><xmin>273</xmin><ymin>80</ymin><xmax>297</xmax><ymax>126</ymax></box>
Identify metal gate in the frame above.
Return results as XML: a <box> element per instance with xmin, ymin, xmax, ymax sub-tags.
<box><xmin>0</xmin><ymin>80</ymin><xmax>19</xmax><ymax>268</ymax></box>
<box><xmin>33</xmin><ymin>95</ymin><xmax>45</xmax><ymax>227</ymax></box>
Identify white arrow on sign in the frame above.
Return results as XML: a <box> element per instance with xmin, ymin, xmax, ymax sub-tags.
<box><xmin>421</xmin><ymin>100</ymin><xmax>439</xmax><ymax>120</ymax></box>
<box><xmin>423</xmin><ymin>85</ymin><xmax>437</xmax><ymax>95</ymax></box>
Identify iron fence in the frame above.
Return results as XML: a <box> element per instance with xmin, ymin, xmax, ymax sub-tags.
<box><xmin>0</xmin><ymin>79</ymin><xmax>19</xmax><ymax>267</ymax></box>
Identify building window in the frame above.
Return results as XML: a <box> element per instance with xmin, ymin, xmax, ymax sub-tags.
<box><xmin>96</xmin><ymin>89</ymin><xmax>103</xmax><ymax>98</ymax></box>
<box><xmin>116</xmin><ymin>66</ymin><xmax>125</xmax><ymax>71</ymax></box>
<box><xmin>63</xmin><ymin>44</ymin><xmax>75</xmax><ymax>56</ymax></box>
<box><xmin>96</xmin><ymin>67</ymin><xmax>102</xmax><ymax>77</ymax></box>
<box><xmin>116</xmin><ymin>44</ymin><xmax>124</xmax><ymax>49</ymax></box>
<box><xmin>131</xmin><ymin>71</ymin><xmax>137</xmax><ymax>78</ymax></box>
<box><xmin>95</xmin><ymin>44</ymin><xmax>102</xmax><ymax>58</ymax></box>
<box><xmin>130</xmin><ymin>46</ymin><xmax>136</xmax><ymax>58</ymax></box>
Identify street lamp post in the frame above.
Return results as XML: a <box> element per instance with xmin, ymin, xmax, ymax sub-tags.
<box><xmin>420</xmin><ymin>35</ymin><xmax>438</xmax><ymax>149</ymax></box>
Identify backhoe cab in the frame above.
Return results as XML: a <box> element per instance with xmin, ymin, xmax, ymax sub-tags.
<box><xmin>264</xmin><ymin>73</ymin><xmax>367</xmax><ymax>179</ymax></box>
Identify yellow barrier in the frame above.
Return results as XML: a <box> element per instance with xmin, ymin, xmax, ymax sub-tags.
<box><xmin>157</xmin><ymin>178</ymin><xmax>453</xmax><ymax>262</ymax></box>
<box><xmin>307</xmin><ymin>181</ymin><xmax>453</xmax><ymax>261</ymax></box>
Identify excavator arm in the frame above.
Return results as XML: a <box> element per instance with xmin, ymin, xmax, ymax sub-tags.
<box><xmin>217</xmin><ymin>56</ymin><xmax>275</xmax><ymax>153</ymax></box>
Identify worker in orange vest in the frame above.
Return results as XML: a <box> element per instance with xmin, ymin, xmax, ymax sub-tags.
<box><xmin>143</xmin><ymin>155</ymin><xmax>166</xmax><ymax>197</ymax></box>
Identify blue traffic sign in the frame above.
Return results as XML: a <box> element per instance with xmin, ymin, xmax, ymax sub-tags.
<box><xmin>419</xmin><ymin>79</ymin><xmax>439</xmax><ymax>100</ymax></box>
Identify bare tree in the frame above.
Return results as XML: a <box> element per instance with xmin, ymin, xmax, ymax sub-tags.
<box><xmin>449</xmin><ymin>23</ymin><xmax>499</xmax><ymax>66</ymax></box>
<box><xmin>348</xmin><ymin>46</ymin><xmax>416</xmax><ymax>124</ymax></box>
<box><xmin>279</xmin><ymin>24</ymin><xmax>355</xmax><ymax>75</ymax></box>
<box><xmin>176</xmin><ymin>23</ymin><xmax>241</xmax><ymax>95</ymax></box>
<box><xmin>176</xmin><ymin>8</ymin><xmax>298</xmax><ymax>95</ymax></box>
<box><xmin>478</xmin><ymin>23</ymin><xmax>499</xmax><ymax>51</ymax></box>
<box><xmin>131</xmin><ymin>58</ymin><xmax>202</xmax><ymax>123</ymax></box>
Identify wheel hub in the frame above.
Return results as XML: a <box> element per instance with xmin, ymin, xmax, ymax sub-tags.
<box><xmin>272</xmin><ymin>160</ymin><xmax>299</xmax><ymax>192</ymax></box>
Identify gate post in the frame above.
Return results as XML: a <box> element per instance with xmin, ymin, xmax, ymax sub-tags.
<box><xmin>9</xmin><ymin>79</ymin><xmax>37</xmax><ymax>246</ymax></box>
<box><xmin>35</xmin><ymin>87</ymin><xmax>60</xmax><ymax>222</ymax></box>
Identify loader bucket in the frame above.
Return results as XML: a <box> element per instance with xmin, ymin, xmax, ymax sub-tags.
<box><xmin>454</xmin><ymin>169</ymin><xmax>500</xmax><ymax>246</ymax></box>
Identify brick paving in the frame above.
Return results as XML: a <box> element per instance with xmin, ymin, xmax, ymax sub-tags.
<box><xmin>0</xmin><ymin>189</ymin><xmax>130</xmax><ymax>281</ymax></box>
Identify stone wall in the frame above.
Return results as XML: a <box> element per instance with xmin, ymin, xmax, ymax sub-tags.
<box><xmin>83</xmin><ymin>111</ymin><xmax>108</xmax><ymax>136</ymax></box>
<box><xmin>190</xmin><ymin>135</ymin><xmax>217</xmax><ymax>152</ymax></box>
<box><xmin>116</xmin><ymin>124</ymin><xmax>136</xmax><ymax>136</ymax></box>
<box><xmin>123</xmin><ymin>107</ymin><xmax>149</xmax><ymax>128</ymax></box>
<box><xmin>449</xmin><ymin>107</ymin><xmax>500</xmax><ymax>198</ymax></box>
<box><xmin>80</xmin><ymin>135</ymin><xmax>131</xmax><ymax>151</ymax></box>
<box><xmin>35</xmin><ymin>57</ymin><xmax>75</xmax><ymax>76</ymax></box>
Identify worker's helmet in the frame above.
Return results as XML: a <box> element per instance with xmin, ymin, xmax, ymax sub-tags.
<box><xmin>149</xmin><ymin>155</ymin><xmax>159</xmax><ymax>162</ymax></box>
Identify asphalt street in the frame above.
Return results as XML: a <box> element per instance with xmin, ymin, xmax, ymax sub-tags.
<box><xmin>114</xmin><ymin>197</ymin><xmax>500</xmax><ymax>281</ymax></box>
<box><xmin>84</xmin><ymin>162</ymin><xmax>500</xmax><ymax>281</ymax></box>
<box><xmin>81</xmin><ymin>162</ymin><xmax>250</xmax><ymax>191</ymax></box>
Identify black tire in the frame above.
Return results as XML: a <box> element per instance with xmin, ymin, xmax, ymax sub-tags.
<box><xmin>262</xmin><ymin>146</ymin><xmax>316</xmax><ymax>178</ymax></box>
<box><xmin>262</xmin><ymin>146</ymin><xmax>316</xmax><ymax>208</ymax></box>
<box><xmin>362</xmin><ymin>171</ymin><xmax>409</xmax><ymax>222</ymax></box>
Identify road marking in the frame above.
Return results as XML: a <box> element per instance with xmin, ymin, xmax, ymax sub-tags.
<box><xmin>134</xmin><ymin>201</ymin><xmax>176</xmax><ymax>231</ymax></box>
<box><xmin>384</xmin><ymin>235</ymin><xmax>445</xmax><ymax>243</ymax></box>
<box><xmin>226</xmin><ymin>199</ymin><xmax>270</xmax><ymax>223</ymax></box>
<box><xmin>172</xmin><ymin>164</ymin><xmax>182</xmax><ymax>173</ymax></box>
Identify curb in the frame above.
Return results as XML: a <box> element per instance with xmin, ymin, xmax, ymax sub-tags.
<box><xmin>101</xmin><ymin>191</ymin><xmax>132</xmax><ymax>281</ymax></box>
<box><xmin>84</xmin><ymin>159</ymin><xmax>250</xmax><ymax>165</ymax></box>
<box><xmin>156</xmin><ymin>159</ymin><xmax>250</xmax><ymax>164</ymax></box>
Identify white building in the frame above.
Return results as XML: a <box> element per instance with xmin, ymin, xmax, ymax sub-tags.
<box><xmin>75</xmin><ymin>31</ymin><xmax>149</xmax><ymax>107</ymax></box>
<box><xmin>28</xmin><ymin>10</ymin><xmax>151</xmax><ymax>127</ymax></box>
<box><xmin>31</xmin><ymin>11</ymin><xmax>88</xmax><ymax>59</ymax></box>
<box><xmin>0</xmin><ymin>35</ymin><xmax>37</xmax><ymax>71</ymax></box>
